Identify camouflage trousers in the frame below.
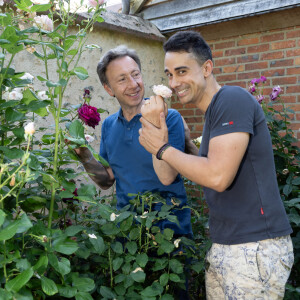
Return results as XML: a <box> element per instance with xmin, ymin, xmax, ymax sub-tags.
<box><xmin>205</xmin><ymin>235</ymin><xmax>294</xmax><ymax>299</ymax></box>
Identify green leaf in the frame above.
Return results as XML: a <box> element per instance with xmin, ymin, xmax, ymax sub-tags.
<box><xmin>64</xmin><ymin>225</ymin><xmax>84</xmax><ymax>236</ymax></box>
<box><xmin>16</xmin><ymin>259</ymin><xmax>31</xmax><ymax>271</ymax></box>
<box><xmin>58</xmin><ymin>285</ymin><xmax>77</xmax><ymax>298</ymax></box>
<box><xmin>31</xmin><ymin>3</ymin><xmax>52</xmax><ymax>12</ymax></box>
<box><xmin>89</xmin><ymin>235</ymin><xmax>105</xmax><ymax>255</ymax></box>
<box><xmin>5</xmin><ymin>268</ymin><xmax>34</xmax><ymax>292</ymax></box>
<box><xmin>130</xmin><ymin>269</ymin><xmax>146</xmax><ymax>283</ymax></box>
<box><xmin>73</xmin><ymin>67</ymin><xmax>89</xmax><ymax>80</ymax></box>
<box><xmin>283</xmin><ymin>184</ymin><xmax>293</xmax><ymax>196</ymax></box>
<box><xmin>46</xmin><ymin>78</ymin><xmax>67</xmax><ymax>87</ymax></box>
<box><xmin>161</xmin><ymin>294</ymin><xmax>174</xmax><ymax>300</ymax></box>
<box><xmin>160</xmin><ymin>240</ymin><xmax>175</xmax><ymax>254</ymax></box>
<box><xmin>159</xmin><ymin>273</ymin><xmax>169</xmax><ymax>286</ymax></box>
<box><xmin>129</xmin><ymin>227</ymin><xmax>140</xmax><ymax>240</ymax></box>
<box><xmin>163</xmin><ymin>228</ymin><xmax>174</xmax><ymax>240</ymax></box>
<box><xmin>111</xmin><ymin>241</ymin><xmax>123</xmax><ymax>254</ymax></box>
<box><xmin>169</xmin><ymin>273</ymin><xmax>181</xmax><ymax>282</ymax></box>
<box><xmin>5</xmin><ymin>108</ymin><xmax>25</xmax><ymax>122</ymax></box>
<box><xmin>0</xmin><ymin>209</ymin><xmax>6</xmax><ymax>227</ymax></box>
<box><xmin>75</xmin><ymin>292</ymin><xmax>94</xmax><ymax>300</ymax></box>
<box><xmin>73</xmin><ymin>277</ymin><xmax>95</xmax><ymax>292</ymax></box>
<box><xmin>33</xmin><ymin>255</ymin><xmax>48</xmax><ymax>275</ymax></box>
<box><xmin>21</xmin><ymin>196</ymin><xmax>47</xmax><ymax>213</ymax></box>
<box><xmin>136</xmin><ymin>253</ymin><xmax>148</xmax><ymax>268</ymax></box>
<box><xmin>113</xmin><ymin>257</ymin><xmax>124</xmax><ymax>271</ymax></box>
<box><xmin>141</xmin><ymin>282</ymin><xmax>163</xmax><ymax>297</ymax></box>
<box><xmin>41</xmin><ymin>276</ymin><xmax>58</xmax><ymax>296</ymax></box>
<box><xmin>52</xmin><ymin>237</ymin><xmax>78</xmax><ymax>255</ymax></box>
<box><xmin>101</xmin><ymin>223</ymin><xmax>120</xmax><ymax>236</ymax></box>
<box><xmin>169</xmin><ymin>259</ymin><xmax>183</xmax><ymax>274</ymax></box>
<box><xmin>0</xmin><ymin>219</ymin><xmax>20</xmax><ymax>241</ymax></box>
<box><xmin>16</xmin><ymin>213</ymin><xmax>33</xmax><ymax>234</ymax></box>
<box><xmin>0</xmin><ymin>146</ymin><xmax>24</xmax><ymax>159</ymax></box>
<box><xmin>100</xmin><ymin>286</ymin><xmax>116</xmax><ymax>299</ymax></box>
<box><xmin>69</xmin><ymin>119</ymin><xmax>85</xmax><ymax>139</ymax></box>
<box><xmin>126</xmin><ymin>241</ymin><xmax>137</xmax><ymax>255</ymax></box>
<box><xmin>49</xmin><ymin>254</ymin><xmax>71</xmax><ymax>276</ymax></box>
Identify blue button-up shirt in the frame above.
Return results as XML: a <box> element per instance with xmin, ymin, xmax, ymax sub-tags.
<box><xmin>100</xmin><ymin>107</ymin><xmax>191</xmax><ymax>235</ymax></box>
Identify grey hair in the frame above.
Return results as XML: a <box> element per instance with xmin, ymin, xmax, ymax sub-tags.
<box><xmin>96</xmin><ymin>45</ymin><xmax>141</xmax><ymax>86</ymax></box>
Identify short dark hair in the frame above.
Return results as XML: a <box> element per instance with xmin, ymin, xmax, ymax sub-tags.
<box><xmin>163</xmin><ymin>31</ymin><xmax>212</xmax><ymax>65</ymax></box>
<box><xmin>97</xmin><ymin>45</ymin><xmax>141</xmax><ymax>85</ymax></box>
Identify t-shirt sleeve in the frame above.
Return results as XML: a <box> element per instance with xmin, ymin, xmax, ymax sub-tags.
<box><xmin>166</xmin><ymin>109</ymin><xmax>185</xmax><ymax>152</ymax></box>
<box><xmin>209</xmin><ymin>88</ymin><xmax>255</xmax><ymax>139</ymax></box>
<box><xmin>99</xmin><ymin>120</ymin><xmax>108</xmax><ymax>162</ymax></box>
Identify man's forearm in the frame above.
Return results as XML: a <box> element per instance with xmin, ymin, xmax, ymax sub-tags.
<box><xmin>152</xmin><ymin>154</ymin><xmax>178</xmax><ymax>186</ymax></box>
<box><xmin>76</xmin><ymin>148</ymin><xmax>115</xmax><ymax>189</ymax></box>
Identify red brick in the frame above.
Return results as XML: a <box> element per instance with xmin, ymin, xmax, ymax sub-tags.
<box><xmin>245</xmin><ymin>62</ymin><xmax>268</xmax><ymax>70</ymax></box>
<box><xmin>237</xmin><ymin>54</ymin><xmax>259</xmax><ymax>63</ymax></box>
<box><xmin>296</xmin><ymin>114</ymin><xmax>300</xmax><ymax>121</ymax></box>
<box><xmin>261</xmin><ymin>51</ymin><xmax>284</xmax><ymax>60</ymax></box>
<box><xmin>225</xmin><ymin>48</ymin><xmax>246</xmax><ymax>56</ymax></box>
<box><xmin>185</xmin><ymin>117</ymin><xmax>203</xmax><ymax>123</ymax></box>
<box><xmin>238</xmin><ymin>71</ymin><xmax>260</xmax><ymax>80</ymax></box>
<box><xmin>287</xmin><ymin>67</ymin><xmax>300</xmax><ymax>75</ymax></box>
<box><xmin>270</xmin><ymin>59</ymin><xmax>294</xmax><ymax>68</ymax></box>
<box><xmin>295</xmin><ymin>57</ymin><xmax>300</xmax><ymax>65</ymax></box>
<box><xmin>171</xmin><ymin>102</ymin><xmax>184</xmax><ymax>109</ymax></box>
<box><xmin>286</xmin><ymin>29</ymin><xmax>300</xmax><ymax>39</ymax></box>
<box><xmin>180</xmin><ymin>109</ymin><xmax>195</xmax><ymax>116</ymax></box>
<box><xmin>272</xmin><ymin>77</ymin><xmax>297</xmax><ymax>85</ymax></box>
<box><xmin>226</xmin><ymin>81</ymin><xmax>247</xmax><ymax>88</ymax></box>
<box><xmin>223</xmin><ymin>65</ymin><xmax>245</xmax><ymax>73</ymax></box>
<box><xmin>215</xmin><ymin>41</ymin><xmax>235</xmax><ymax>50</ymax></box>
<box><xmin>281</xmin><ymin>95</ymin><xmax>297</xmax><ymax>103</ymax></box>
<box><xmin>212</xmin><ymin>50</ymin><xmax>224</xmax><ymax>58</ymax></box>
<box><xmin>271</xmin><ymin>40</ymin><xmax>296</xmax><ymax>50</ymax></box>
<box><xmin>214</xmin><ymin>57</ymin><xmax>236</xmax><ymax>66</ymax></box>
<box><xmin>216</xmin><ymin>74</ymin><xmax>236</xmax><ymax>82</ymax></box>
<box><xmin>286</xmin><ymin>49</ymin><xmax>300</xmax><ymax>57</ymax></box>
<box><xmin>237</xmin><ymin>37</ymin><xmax>259</xmax><ymax>46</ymax></box>
<box><xmin>247</xmin><ymin>44</ymin><xmax>270</xmax><ymax>53</ymax></box>
<box><xmin>262</xmin><ymin>69</ymin><xmax>285</xmax><ymax>77</ymax></box>
<box><xmin>261</xmin><ymin>33</ymin><xmax>284</xmax><ymax>42</ymax></box>
<box><xmin>213</xmin><ymin>67</ymin><xmax>222</xmax><ymax>75</ymax></box>
<box><xmin>195</xmin><ymin>124</ymin><xmax>204</xmax><ymax>131</ymax></box>
<box><xmin>290</xmin><ymin>123</ymin><xmax>300</xmax><ymax>130</ymax></box>
<box><xmin>287</xmin><ymin>86</ymin><xmax>300</xmax><ymax>93</ymax></box>
<box><xmin>184</xmin><ymin>103</ymin><xmax>198</xmax><ymax>109</ymax></box>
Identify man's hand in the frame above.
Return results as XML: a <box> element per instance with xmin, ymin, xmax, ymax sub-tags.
<box><xmin>139</xmin><ymin>112</ymin><xmax>169</xmax><ymax>155</ymax></box>
<box><xmin>141</xmin><ymin>96</ymin><xmax>168</xmax><ymax>128</ymax></box>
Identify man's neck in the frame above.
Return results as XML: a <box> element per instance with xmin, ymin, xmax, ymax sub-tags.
<box><xmin>121</xmin><ymin>99</ymin><xmax>145</xmax><ymax>121</ymax></box>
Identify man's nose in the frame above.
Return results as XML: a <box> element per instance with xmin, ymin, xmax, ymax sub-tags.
<box><xmin>169</xmin><ymin>76</ymin><xmax>180</xmax><ymax>89</ymax></box>
<box><xmin>128</xmin><ymin>76</ymin><xmax>139</xmax><ymax>87</ymax></box>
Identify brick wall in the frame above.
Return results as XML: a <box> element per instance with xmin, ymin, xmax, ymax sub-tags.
<box><xmin>171</xmin><ymin>19</ymin><xmax>300</xmax><ymax>144</ymax></box>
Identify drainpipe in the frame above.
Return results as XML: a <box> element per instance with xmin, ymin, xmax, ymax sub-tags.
<box><xmin>122</xmin><ymin>0</ymin><xmax>130</xmax><ymax>14</ymax></box>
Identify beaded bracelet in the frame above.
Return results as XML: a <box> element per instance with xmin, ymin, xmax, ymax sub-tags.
<box><xmin>82</xmin><ymin>154</ymin><xmax>94</xmax><ymax>165</ymax></box>
<box><xmin>156</xmin><ymin>143</ymin><xmax>171</xmax><ymax>160</ymax></box>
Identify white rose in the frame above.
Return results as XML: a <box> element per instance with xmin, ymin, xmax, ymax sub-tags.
<box><xmin>34</xmin><ymin>15</ymin><xmax>53</xmax><ymax>31</ymax></box>
<box><xmin>152</xmin><ymin>84</ymin><xmax>172</xmax><ymax>98</ymax></box>
<box><xmin>20</xmin><ymin>72</ymin><xmax>34</xmax><ymax>82</ymax></box>
<box><xmin>0</xmin><ymin>0</ymin><xmax>4</xmax><ymax>6</ymax></box>
<box><xmin>110</xmin><ymin>213</ymin><xmax>119</xmax><ymax>221</ymax></box>
<box><xmin>88</xmin><ymin>0</ymin><xmax>106</xmax><ymax>8</ymax></box>
<box><xmin>196</xmin><ymin>136</ymin><xmax>202</xmax><ymax>144</ymax></box>
<box><xmin>88</xmin><ymin>233</ymin><xmax>97</xmax><ymax>239</ymax></box>
<box><xmin>37</xmin><ymin>90</ymin><xmax>49</xmax><ymax>100</ymax></box>
<box><xmin>132</xmin><ymin>267</ymin><xmax>143</xmax><ymax>273</ymax></box>
<box><xmin>85</xmin><ymin>134</ymin><xmax>95</xmax><ymax>143</ymax></box>
<box><xmin>9</xmin><ymin>89</ymin><xmax>23</xmax><ymax>100</ymax></box>
<box><xmin>24</xmin><ymin>122</ymin><xmax>35</xmax><ymax>137</ymax></box>
<box><xmin>174</xmin><ymin>238</ymin><xmax>181</xmax><ymax>248</ymax></box>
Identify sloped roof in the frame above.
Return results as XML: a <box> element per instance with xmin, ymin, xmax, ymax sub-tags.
<box><xmin>139</xmin><ymin>0</ymin><xmax>300</xmax><ymax>33</ymax></box>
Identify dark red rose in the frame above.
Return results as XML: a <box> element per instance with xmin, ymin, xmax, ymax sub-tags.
<box><xmin>78</xmin><ymin>103</ymin><xmax>100</xmax><ymax>128</ymax></box>
<box><xmin>62</xmin><ymin>188</ymin><xmax>78</xmax><ymax>203</ymax></box>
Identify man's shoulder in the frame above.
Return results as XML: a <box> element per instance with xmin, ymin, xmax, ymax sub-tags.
<box><xmin>102</xmin><ymin>111</ymin><xmax>119</xmax><ymax>125</ymax></box>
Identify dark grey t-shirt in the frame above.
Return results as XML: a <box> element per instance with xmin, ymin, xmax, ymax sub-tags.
<box><xmin>200</xmin><ymin>85</ymin><xmax>292</xmax><ymax>245</ymax></box>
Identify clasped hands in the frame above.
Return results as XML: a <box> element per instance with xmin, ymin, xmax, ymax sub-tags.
<box><xmin>139</xmin><ymin>95</ymin><xmax>169</xmax><ymax>155</ymax></box>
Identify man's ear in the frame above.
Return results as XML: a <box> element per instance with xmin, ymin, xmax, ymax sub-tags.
<box><xmin>103</xmin><ymin>83</ymin><xmax>115</xmax><ymax>97</ymax></box>
<box><xmin>203</xmin><ymin>60</ymin><xmax>213</xmax><ymax>78</ymax></box>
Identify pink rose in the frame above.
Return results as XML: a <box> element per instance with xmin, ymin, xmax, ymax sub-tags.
<box><xmin>78</xmin><ymin>103</ymin><xmax>100</xmax><ymax>128</ymax></box>
<box><xmin>88</xmin><ymin>0</ymin><xmax>106</xmax><ymax>8</ymax></box>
